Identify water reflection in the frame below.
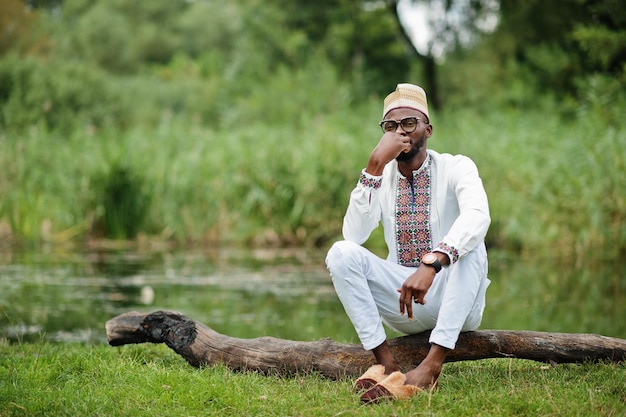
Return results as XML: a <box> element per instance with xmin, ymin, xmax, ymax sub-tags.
<box><xmin>0</xmin><ymin>248</ymin><xmax>357</xmax><ymax>344</ymax></box>
<box><xmin>484</xmin><ymin>251</ymin><xmax>626</xmax><ymax>337</ymax></box>
<box><xmin>0</xmin><ymin>248</ymin><xmax>624</xmax><ymax>345</ymax></box>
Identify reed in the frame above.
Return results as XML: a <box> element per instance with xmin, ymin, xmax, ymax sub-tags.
<box><xmin>1</xmin><ymin>97</ymin><xmax>624</xmax><ymax>261</ymax></box>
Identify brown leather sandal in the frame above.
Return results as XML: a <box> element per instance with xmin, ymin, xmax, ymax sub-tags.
<box><xmin>353</xmin><ymin>364</ymin><xmax>387</xmax><ymax>392</ymax></box>
<box><xmin>359</xmin><ymin>371</ymin><xmax>421</xmax><ymax>404</ymax></box>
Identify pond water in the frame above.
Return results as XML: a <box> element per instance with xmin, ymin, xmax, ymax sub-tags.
<box><xmin>1</xmin><ymin>247</ymin><xmax>625</xmax><ymax>345</ymax></box>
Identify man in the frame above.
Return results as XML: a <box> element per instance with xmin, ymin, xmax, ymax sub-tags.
<box><xmin>325</xmin><ymin>83</ymin><xmax>490</xmax><ymax>403</ymax></box>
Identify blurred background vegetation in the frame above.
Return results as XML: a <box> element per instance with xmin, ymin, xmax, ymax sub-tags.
<box><xmin>0</xmin><ymin>0</ymin><xmax>625</xmax><ymax>263</ymax></box>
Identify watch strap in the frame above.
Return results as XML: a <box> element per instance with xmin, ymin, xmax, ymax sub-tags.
<box><xmin>422</xmin><ymin>253</ymin><xmax>442</xmax><ymax>273</ymax></box>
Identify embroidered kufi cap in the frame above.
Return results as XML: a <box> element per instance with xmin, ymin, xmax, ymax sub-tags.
<box><xmin>383</xmin><ymin>83</ymin><xmax>429</xmax><ymax>121</ymax></box>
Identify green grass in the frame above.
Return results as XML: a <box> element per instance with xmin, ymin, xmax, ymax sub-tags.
<box><xmin>1</xmin><ymin>341</ymin><xmax>625</xmax><ymax>416</ymax></box>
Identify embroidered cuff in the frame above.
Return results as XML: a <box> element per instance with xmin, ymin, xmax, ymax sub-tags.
<box><xmin>358</xmin><ymin>169</ymin><xmax>382</xmax><ymax>190</ymax></box>
<box><xmin>434</xmin><ymin>242</ymin><xmax>459</xmax><ymax>264</ymax></box>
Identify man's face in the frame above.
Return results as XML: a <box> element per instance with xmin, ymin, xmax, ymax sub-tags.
<box><xmin>383</xmin><ymin>108</ymin><xmax>432</xmax><ymax>162</ymax></box>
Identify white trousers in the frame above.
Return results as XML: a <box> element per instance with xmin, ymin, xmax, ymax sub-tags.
<box><xmin>325</xmin><ymin>240</ymin><xmax>490</xmax><ymax>351</ymax></box>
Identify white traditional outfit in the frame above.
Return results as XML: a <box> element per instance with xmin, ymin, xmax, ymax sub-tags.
<box><xmin>326</xmin><ymin>150</ymin><xmax>491</xmax><ymax>351</ymax></box>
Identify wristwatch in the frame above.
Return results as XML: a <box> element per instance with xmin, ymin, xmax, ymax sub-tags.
<box><xmin>421</xmin><ymin>252</ymin><xmax>442</xmax><ymax>273</ymax></box>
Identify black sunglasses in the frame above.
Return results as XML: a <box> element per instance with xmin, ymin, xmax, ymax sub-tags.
<box><xmin>379</xmin><ymin>117</ymin><xmax>427</xmax><ymax>133</ymax></box>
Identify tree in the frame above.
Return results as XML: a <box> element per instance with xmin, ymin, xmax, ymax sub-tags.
<box><xmin>386</xmin><ymin>0</ymin><xmax>626</xmax><ymax>110</ymax></box>
<box><xmin>385</xmin><ymin>0</ymin><xmax>501</xmax><ymax>109</ymax></box>
<box><xmin>270</xmin><ymin>0</ymin><xmax>414</xmax><ymax>98</ymax></box>
<box><xmin>471</xmin><ymin>0</ymin><xmax>626</xmax><ymax>103</ymax></box>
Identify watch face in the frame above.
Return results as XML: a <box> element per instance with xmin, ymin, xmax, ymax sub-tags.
<box><xmin>423</xmin><ymin>253</ymin><xmax>436</xmax><ymax>264</ymax></box>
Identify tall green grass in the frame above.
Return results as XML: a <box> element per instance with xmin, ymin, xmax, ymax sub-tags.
<box><xmin>434</xmin><ymin>103</ymin><xmax>626</xmax><ymax>262</ymax></box>
<box><xmin>1</xmin><ymin>96</ymin><xmax>624</xmax><ymax>261</ymax></box>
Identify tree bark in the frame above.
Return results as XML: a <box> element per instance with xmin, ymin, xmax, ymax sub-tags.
<box><xmin>386</xmin><ymin>0</ymin><xmax>441</xmax><ymax>110</ymax></box>
<box><xmin>106</xmin><ymin>310</ymin><xmax>626</xmax><ymax>380</ymax></box>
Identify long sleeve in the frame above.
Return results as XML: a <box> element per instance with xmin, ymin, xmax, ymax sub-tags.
<box><xmin>342</xmin><ymin>170</ymin><xmax>384</xmax><ymax>244</ymax></box>
<box><xmin>432</xmin><ymin>155</ymin><xmax>490</xmax><ymax>263</ymax></box>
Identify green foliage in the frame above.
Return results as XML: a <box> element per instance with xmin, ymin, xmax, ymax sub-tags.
<box><xmin>572</xmin><ymin>25</ymin><xmax>626</xmax><ymax>71</ymax></box>
<box><xmin>268</xmin><ymin>0</ymin><xmax>414</xmax><ymax>97</ymax></box>
<box><xmin>2</xmin><ymin>98</ymin><xmax>624</xmax><ymax>260</ymax></box>
<box><xmin>0</xmin><ymin>0</ymin><xmax>625</xmax><ymax>260</ymax></box>
<box><xmin>51</xmin><ymin>0</ymin><xmax>194</xmax><ymax>73</ymax></box>
<box><xmin>1</xmin><ymin>190</ymin><xmax>45</xmax><ymax>245</ymax></box>
<box><xmin>0</xmin><ymin>0</ymin><xmax>42</xmax><ymax>55</ymax></box>
<box><xmin>92</xmin><ymin>163</ymin><xmax>151</xmax><ymax>240</ymax></box>
<box><xmin>575</xmin><ymin>73</ymin><xmax>626</xmax><ymax>127</ymax></box>
<box><xmin>0</xmin><ymin>54</ymin><xmax>129</xmax><ymax>133</ymax></box>
<box><xmin>477</xmin><ymin>0</ymin><xmax>626</xmax><ymax>105</ymax></box>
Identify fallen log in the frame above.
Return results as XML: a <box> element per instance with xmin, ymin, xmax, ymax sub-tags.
<box><xmin>105</xmin><ymin>310</ymin><xmax>626</xmax><ymax>379</ymax></box>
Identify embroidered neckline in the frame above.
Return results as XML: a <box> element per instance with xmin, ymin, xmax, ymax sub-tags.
<box><xmin>395</xmin><ymin>156</ymin><xmax>432</xmax><ymax>267</ymax></box>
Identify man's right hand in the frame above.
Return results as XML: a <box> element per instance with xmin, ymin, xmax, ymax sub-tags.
<box><xmin>398</xmin><ymin>266</ymin><xmax>436</xmax><ymax>320</ymax></box>
<box><xmin>365</xmin><ymin>132</ymin><xmax>411</xmax><ymax>176</ymax></box>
